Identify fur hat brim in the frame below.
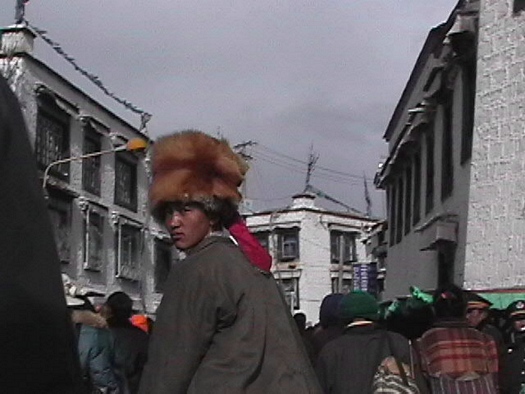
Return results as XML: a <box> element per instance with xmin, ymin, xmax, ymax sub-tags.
<box><xmin>149</xmin><ymin>130</ymin><xmax>247</xmax><ymax>219</ymax></box>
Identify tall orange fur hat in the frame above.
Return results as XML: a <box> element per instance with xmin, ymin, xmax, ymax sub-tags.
<box><xmin>149</xmin><ymin>130</ymin><xmax>248</xmax><ymax>219</ymax></box>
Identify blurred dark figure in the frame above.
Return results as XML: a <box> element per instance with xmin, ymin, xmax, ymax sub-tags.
<box><xmin>293</xmin><ymin>312</ymin><xmax>316</xmax><ymax>365</ymax></box>
<box><xmin>316</xmin><ymin>291</ymin><xmax>410</xmax><ymax>394</ymax></box>
<box><xmin>417</xmin><ymin>284</ymin><xmax>499</xmax><ymax>393</ymax></box>
<box><xmin>502</xmin><ymin>300</ymin><xmax>525</xmax><ymax>394</ymax></box>
<box><xmin>0</xmin><ymin>75</ymin><xmax>84</xmax><ymax>393</ymax></box>
<box><xmin>311</xmin><ymin>293</ymin><xmax>344</xmax><ymax>360</ymax></box>
<box><xmin>101</xmin><ymin>292</ymin><xmax>149</xmax><ymax>394</ymax></box>
<box><xmin>383</xmin><ymin>297</ymin><xmax>434</xmax><ymax>341</ymax></box>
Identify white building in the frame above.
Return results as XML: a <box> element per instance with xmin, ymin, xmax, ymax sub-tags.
<box><xmin>245</xmin><ymin>193</ymin><xmax>379</xmax><ymax>323</ymax></box>
<box><xmin>464</xmin><ymin>0</ymin><xmax>525</xmax><ymax>289</ymax></box>
<box><xmin>375</xmin><ymin>0</ymin><xmax>479</xmax><ymax>298</ymax></box>
<box><xmin>376</xmin><ymin>0</ymin><xmax>525</xmax><ymax>300</ymax></box>
<box><xmin>1</xmin><ymin>25</ymin><xmax>171</xmax><ymax>314</ymax></box>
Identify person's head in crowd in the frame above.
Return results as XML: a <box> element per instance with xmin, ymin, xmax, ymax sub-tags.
<box><xmin>102</xmin><ymin>291</ymin><xmax>133</xmax><ymax>325</ymax></box>
<box><xmin>507</xmin><ymin>300</ymin><xmax>525</xmax><ymax>333</ymax></box>
<box><xmin>319</xmin><ymin>293</ymin><xmax>344</xmax><ymax>329</ymax></box>
<box><xmin>149</xmin><ymin>130</ymin><xmax>248</xmax><ymax>252</ymax></box>
<box><xmin>293</xmin><ymin>312</ymin><xmax>307</xmax><ymax>334</ymax></box>
<box><xmin>339</xmin><ymin>290</ymin><xmax>378</xmax><ymax>325</ymax></box>
<box><xmin>465</xmin><ymin>291</ymin><xmax>492</xmax><ymax>328</ymax></box>
<box><xmin>432</xmin><ymin>283</ymin><xmax>466</xmax><ymax>320</ymax></box>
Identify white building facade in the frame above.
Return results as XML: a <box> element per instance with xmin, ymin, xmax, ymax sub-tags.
<box><xmin>375</xmin><ymin>0</ymin><xmax>479</xmax><ymax>298</ymax></box>
<box><xmin>246</xmin><ymin>193</ymin><xmax>378</xmax><ymax>323</ymax></box>
<box><xmin>1</xmin><ymin>25</ymin><xmax>171</xmax><ymax>314</ymax></box>
<box><xmin>464</xmin><ymin>0</ymin><xmax>525</xmax><ymax>289</ymax></box>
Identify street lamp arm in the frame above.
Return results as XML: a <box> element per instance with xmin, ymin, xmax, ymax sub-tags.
<box><xmin>41</xmin><ymin>138</ymin><xmax>147</xmax><ymax>191</ymax></box>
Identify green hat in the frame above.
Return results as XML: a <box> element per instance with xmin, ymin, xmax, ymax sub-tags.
<box><xmin>339</xmin><ymin>290</ymin><xmax>378</xmax><ymax>322</ymax></box>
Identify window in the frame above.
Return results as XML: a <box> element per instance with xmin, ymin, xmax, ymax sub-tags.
<box><xmin>404</xmin><ymin>166</ymin><xmax>412</xmax><ymax>235</ymax></box>
<box><xmin>47</xmin><ymin>193</ymin><xmax>72</xmax><ymax>263</ymax></box>
<box><xmin>279</xmin><ymin>278</ymin><xmax>299</xmax><ymax>311</ymax></box>
<box><xmin>425</xmin><ymin>126</ymin><xmax>435</xmax><ymax>214</ymax></box>
<box><xmin>115</xmin><ymin>152</ymin><xmax>138</xmax><ymax>211</ymax></box>
<box><xmin>277</xmin><ymin>230</ymin><xmax>299</xmax><ymax>262</ymax></box>
<box><xmin>254</xmin><ymin>231</ymin><xmax>270</xmax><ymax>251</ymax></box>
<box><xmin>461</xmin><ymin>60</ymin><xmax>476</xmax><ymax>164</ymax></box>
<box><xmin>83</xmin><ymin>127</ymin><xmax>102</xmax><ymax>195</ymax></box>
<box><xmin>331</xmin><ymin>278</ymin><xmax>352</xmax><ymax>294</ymax></box>
<box><xmin>388</xmin><ymin>185</ymin><xmax>396</xmax><ymax>246</ymax></box>
<box><xmin>330</xmin><ymin>231</ymin><xmax>357</xmax><ymax>264</ymax></box>
<box><xmin>115</xmin><ymin>224</ymin><xmax>141</xmax><ymax>280</ymax></box>
<box><xmin>441</xmin><ymin>99</ymin><xmax>454</xmax><ymax>200</ymax></box>
<box><xmin>413</xmin><ymin>152</ymin><xmax>421</xmax><ymax>225</ymax></box>
<box><xmin>514</xmin><ymin>0</ymin><xmax>525</xmax><ymax>13</ymax></box>
<box><xmin>395</xmin><ymin>177</ymin><xmax>404</xmax><ymax>244</ymax></box>
<box><xmin>83</xmin><ymin>209</ymin><xmax>104</xmax><ymax>271</ymax></box>
<box><xmin>35</xmin><ymin>98</ymin><xmax>70</xmax><ymax>180</ymax></box>
<box><xmin>154</xmin><ymin>239</ymin><xmax>172</xmax><ymax>293</ymax></box>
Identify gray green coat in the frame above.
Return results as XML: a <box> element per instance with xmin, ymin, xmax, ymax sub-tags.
<box><xmin>139</xmin><ymin>236</ymin><xmax>321</xmax><ymax>394</ymax></box>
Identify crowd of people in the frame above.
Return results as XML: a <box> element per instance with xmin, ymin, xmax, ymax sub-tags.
<box><xmin>291</xmin><ymin>284</ymin><xmax>525</xmax><ymax>394</ymax></box>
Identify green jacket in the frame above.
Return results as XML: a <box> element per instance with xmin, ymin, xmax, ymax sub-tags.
<box><xmin>139</xmin><ymin>236</ymin><xmax>322</xmax><ymax>394</ymax></box>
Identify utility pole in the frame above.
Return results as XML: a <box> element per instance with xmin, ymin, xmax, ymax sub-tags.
<box><xmin>304</xmin><ymin>144</ymin><xmax>319</xmax><ymax>191</ymax></box>
<box><xmin>15</xmin><ymin>0</ymin><xmax>28</xmax><ymax>24</ymax></box>
<box><xmin>233</xmin><ymin>140</ymin><xmax>256</xmax><ymax>211</ymax></box>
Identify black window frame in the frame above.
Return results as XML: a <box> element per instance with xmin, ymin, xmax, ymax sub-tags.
<box><xmin>404</xmin><ymin>166</ymin><xmax>412</xmax><ymax>235</ymax></box>
<box><xmin>330</xmin><ymin>231</ymin><xmax>357</xmax><ymax>265</ymax></box>
<box><xmin>35</xmin><ymin>96</ymin><xmax>70</xmax><ymax>181</ymax></box>
<box><xmin>514</xmin><ymin>0</ymin><xmax>525</xmax><ymax>13</ymax></box>
<box><xmin>83</xmin><ymin>209</ymin><xmax>104</xmax><ymax>271</ymax></box>
<box><xmin>115</xmin><ymin>223</ymin><xmax>141</xmax><ymax>281</ymax></box>
<box><xmin>425</xmin><ymin>126</ymin><xmax>435</xmax><ymax>214</ymax></box>
<box><xmin>47</xmin><ymin>191</ymin><xmax>72</xmax><ymax>264</ymax></box>
<box><xmin>276</xmin><ymin>229</ymin><xmax>299</xmax><ymax>262</ymax></box>
<box><xmin>413</xmin><ymin>151</ymin><xmax>422</xmax><ymax>226</ymax></box>
<box><xmin>388</xmin><ymin>185</ymin><xmax>396</xmax><ymax>247</ymax></box>
<box><xmin>395</xmin><ymin>177</ymin><xmax>404</xmax><ymax>244</ymax></box>
<box><xmin>82</xmin><ymin>126</ymin><xmax>102</xmax><ymax>196</ymax></box>
<box><xmin>461</xmin><ymin>59</ymin><xmax>476</xmax><ymax>164</ymax></box>
<box><xmin>441</xmin><ymin>98</ymin><xmax>454</xmax><ymax>201</ymax></box>
<box><xmin>114</xmin><ymin>151</ymin><xmax>138</xmax><ymax>212</ymax></box>
<box><xmin>154</xmin><ymin>238</ymin><xmax>172</xmax><ymax>293</ymax></box>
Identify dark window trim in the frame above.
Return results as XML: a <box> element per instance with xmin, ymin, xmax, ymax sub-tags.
<box><xmin>413</xmin><ymin>151</ymin><xmax>422</xmax><ymax>226</ymax></box>
<box><xmin>276</xmin><ymin>229</ymin><xmax>299</xmax><ymax>262</ymax></box>
<box><xmin>388</xmin><ymin>185</ymin><xmax>396</xmax><ymax>247</ymax></box>
<box><xmin>441</xmin><ymin>99</ymin><xmax>454</xmax><ymax>201</ymax></box>
<box><xmin>82</xmin><ymin>126</ymin><xmax>102</xmax><ymax>196</ymax></box>
<box><xmin>154</xmin><ymin>238</ymin><xmax>172</xmax><ymax>293</ymax></box>
<box><xmin>514</xmin><ymin>0</ymin><xmax>525</xmax><ymax>14</ymax></box>
<box><xmin>460</xmin><ymin>60</ymin><xmax>476</xmax><ymax>164</ymax></box>
<box><xmin>35</xmin><ymin>98</ymin><xmax>71</xmax><ymax>180</ymax></box>
<box><xmin>395</xmin><ymin>177</ymin><xmax>404</xmax><ymax>244</ymax></box>
<box><xmin>114</xmin><ymin>152</ymin><xmax>138</xmax><ymax>212</ymax></box>
<box><xmin>404</xmin><ymin>166</ymin><xmax>412</xmax><ymax>235</ymax></box>
<box><xmin>425</xmin><ymin>126</ymin><xmax>435</xmax><ymax>214</ymax></box>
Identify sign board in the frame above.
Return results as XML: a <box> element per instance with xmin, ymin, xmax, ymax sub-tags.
<box><xmin>352</xmin><ymin>262</ymin><xmax>378</xmax><ymax>295</ymax></box>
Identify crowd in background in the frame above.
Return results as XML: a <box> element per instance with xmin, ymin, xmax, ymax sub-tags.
<box><xmin>293</xmin><ymin>284</ymin><xmax>525</xmax><ymax>394</ymax></box>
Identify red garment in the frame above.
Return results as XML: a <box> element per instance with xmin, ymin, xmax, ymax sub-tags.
<box><xmin>227</xmin><ymin>216</ymin><xmax>272</xmax><ymax>272</ymax></box>
<box><xmin>418</xmin><ymin>325</ymin><xmax>499</xmax><ymax>377</ymax></box>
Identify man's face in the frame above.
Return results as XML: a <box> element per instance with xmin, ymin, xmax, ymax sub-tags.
<box><xmin>466</xmin><ymin>308</ymin><xmax>488</xmax><ymax>328</ymax></box>
<box><xmin>164</xmin><ymin>202</ymin><xmax>213</xmax><ymax>251</ymax></box>
<box><xmin>513</xmin><ymin>318</ymin><xmax>525</xmax><ymax>333</ymax></box>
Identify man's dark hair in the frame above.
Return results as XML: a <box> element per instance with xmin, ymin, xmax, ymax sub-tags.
<box><xmin>106</xmin><ymin>291</ymin><xmax>133</xmax><ymax>321</ymax></box>
<box><xmin>432</xmin><ymin>283</ymin><xmax>466</xmax><ymax>319</ymax></box>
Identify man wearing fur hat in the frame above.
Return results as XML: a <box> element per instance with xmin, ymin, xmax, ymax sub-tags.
<box><xmin>139</xmin><ymin>130</ymin><xmax>321</xmax><ymax>394</ymax></box>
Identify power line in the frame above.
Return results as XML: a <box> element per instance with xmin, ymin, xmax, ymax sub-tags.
<box><xmin>24</xmin><ymin>19</ymin><xmax>152</xmax><ymax>133</ymax></box>
<box><xmin>255</xmin><ymin>143</ymin><xmax>376</xmax><ymax>183</ymax></box>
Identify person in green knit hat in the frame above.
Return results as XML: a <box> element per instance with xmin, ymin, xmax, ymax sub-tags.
<box><xmin>315</xmin><ymin>291</ymin><xmax>412</xmax><ymax>394</ymax></box>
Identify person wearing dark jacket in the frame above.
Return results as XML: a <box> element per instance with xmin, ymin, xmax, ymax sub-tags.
<box><xmin>311</xmin><ymin>293</ymin><xmax>345</xmax><ymax>361</ymax></box>
<box><xmin>102</xmin><ymin>291</ymin><xmax>149</xmax><ymax>394</ymax></box>
<box><xmin>0</xmin><ymin>75</ymin><xmax>84</xmax><ymax>393</ymax></box>
<box><xmin>316</xmin><ymin>290</ymin><xmax>410</xmax><ymax>394</ymax></box>
<box><xmin>139</xmin><ymin>130</ymin><xmax>321</xmax><ymax>394</ymax></box>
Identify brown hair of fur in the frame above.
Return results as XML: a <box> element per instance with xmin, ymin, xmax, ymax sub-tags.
<box><xmin>149</xmin><ymin>130</ymin><xmax>248</xmax><ymax>218</ymax></box>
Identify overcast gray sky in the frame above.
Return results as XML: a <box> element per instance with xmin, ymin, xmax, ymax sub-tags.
<box><xmin>2</xmin><ymin>0</ymin><xmax>458</xmax><ymax>216</ymax></box>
